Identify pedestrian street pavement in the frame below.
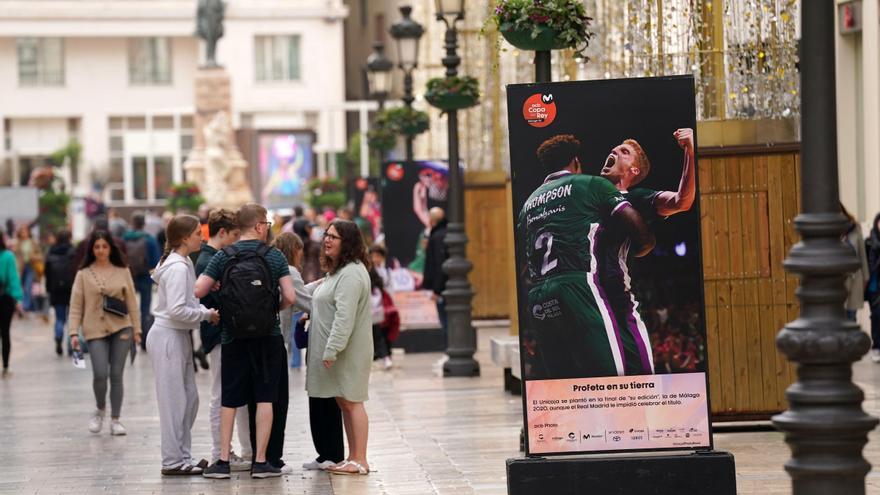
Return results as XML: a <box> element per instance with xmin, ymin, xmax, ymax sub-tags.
<box><xmin>3</xmin><ymin>315</ymin><xmax>880</xmax><ymax>494</ymax></box>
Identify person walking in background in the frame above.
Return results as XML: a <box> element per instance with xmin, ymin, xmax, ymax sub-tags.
<box><xmin>0</xmin><ymin>234</ymin><xmax>24</xmax><ymax>377</ymax></box>
<box><xmin>194</xmin><ymin>208</ymin><xmax>252</xmax><ymax>472</ymax></box>
<box><xmin>307</xmin><ymin>219</ymin><xmax>373</xmax><ymax>475</ymax></box>
<box><xmin>422</xmin><ymin>207</ymin><xmax>449</xmax><ymax>350</ymax></box>
<box><xmin>45</xmin><ymin>229</ymin><xmax>76</xmax><ymax>356</ymax></box>
<box><xmin>148</xmin><ymin>214</ymin><xmax>219</xmax><ymax>475</ymax></box>
<box><xmin>69</xmin><ymin>230</ymin><xmax>141</xmax><ymax>435</ymax></box>
<box><xmin>294</xmin><ymin>219</ymin><xmax>322</xmax><ymax>283</ymax></box>
<box><xmin>13</xmin><ymin>225</ymin><xmax>40</xmax><ymax>316</ymax></box>
<box><xmin>369</xmin><ymin>268</ymin><xmax>399</xmax><ymax>371</ymax></box>
<box><xmin>369</xmin><ymin>245</ymin><xmax>392</xmax><ymax>289</ymax></box>
<box><xmin>842</xmin><ymin>205</ymin><xmax>869</xmax><ymax>321</ymax></box>
<box><xmin>123</xmin><ymin>212</ymin><xmax>161</xmax><ymax>350</ymax></box>
<box><xmin>195</xmin><ymin>204</ymin><xmax>296</xmax><ymax>479</ymax></box>
<box><xmin>865</xmin><ymin>213</ymin><xmax>880</xmax><ymax>363</ymax></box>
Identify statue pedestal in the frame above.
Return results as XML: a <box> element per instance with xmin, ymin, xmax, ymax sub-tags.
<box><xmin>183</xmin><ymin>67</ymin><xmax>253</xmax><ymax>209</ymax></box>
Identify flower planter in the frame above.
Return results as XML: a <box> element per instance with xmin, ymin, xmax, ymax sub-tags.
<box><xmin>425</xmin><ymin>92</ymin><xmax>479</xmax><ymax>111</ymax></box>
<box><xmin>499</xmin><ymin>22</ymin><xmax>570</xmax><ymax>51</ymax></box>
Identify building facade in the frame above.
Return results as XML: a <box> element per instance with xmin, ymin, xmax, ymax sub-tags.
<box><xmin>0</xmin><ymin>0</ymin><xmax>348</xmax><ymax>209</ymax></box>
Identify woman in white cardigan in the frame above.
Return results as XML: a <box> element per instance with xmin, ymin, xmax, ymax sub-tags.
<box><xmin>148</xmin><ymin>214</ymin><xmax>219</xmax><ymax>476</ymax></box>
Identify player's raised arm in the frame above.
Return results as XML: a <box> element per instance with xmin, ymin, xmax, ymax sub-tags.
<box><xmin>615</xmin><ymin>204</ymin><xmax>656</xmax><ymax>257</ymax></box>
<box><xmin>654</xmin><ymin>128</ymin><xmax>696</xmax><ymax>217</ymax></box>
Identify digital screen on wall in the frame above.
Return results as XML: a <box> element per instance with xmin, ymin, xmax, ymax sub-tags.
<box><xmin>257</xmin><ymin>132</ymin><xmax>314</xmax><ymax>209</ymax></box>
<box><xmin>506</xmin><ymin>76</ymin><xmax>712</xmax><ymax>456</ymax></box>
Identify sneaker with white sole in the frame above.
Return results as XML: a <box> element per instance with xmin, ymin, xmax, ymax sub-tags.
<box><xmin>871</xmin><ymin>349</ymin><xmax>880</xmax><ymax>363</ymax></box>
<box><xmin>110</xmin><ymin>420</ymin><xmax>127</xmax><ymax>436</ymax></box>
<box><xmin>302</xmin><ymin>459</ymin><xmax>336</xmax><ymax>470</ymax></box>
<box><xmin>229</xmin><ymin>453</ymin><xmax>251</xmax><ymax>472</ymax></box>
<box><xmin>251</xmin><ymin>461</ymin><xmax>282</xmax><ymax>478</ymax></box>
<box><xmin>88</xmin><ymin>410</ymin><xmax>105</xmax><ymax>433</ymax></box>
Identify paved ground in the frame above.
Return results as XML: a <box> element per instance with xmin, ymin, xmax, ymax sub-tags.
<box><xmin>2</xmin><ymin>315</ymin><xmax>880</xmax><ymax>494</ymax></box>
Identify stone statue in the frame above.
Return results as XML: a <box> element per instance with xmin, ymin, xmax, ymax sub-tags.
<box><xmin>189</xmin><ymin>111</ymin><xmax>253</xmax><ymax>207</ymax></box>
<box><xmin>196</xmin><ymin>0</ymin><xmax>224</xmax><ymax>67</ymax></box>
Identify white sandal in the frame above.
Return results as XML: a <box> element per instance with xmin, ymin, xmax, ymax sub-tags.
<box><xmin>328</xmin><ymin>460</ymin><xmax>369</xmax><ymax>475</ymax></box>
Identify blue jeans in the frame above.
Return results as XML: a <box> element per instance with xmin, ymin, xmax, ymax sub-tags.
<box><xmin>289</xmin><ymin>312</ymin><xmax>302</xmax><ymax>368</ymax></box>
<box><xmin>21</xmin><ymin>265</ymin><xmax>35</xmax><ymax>312</ymax></box>
<box><xmin>134</xmin><ymin>277</ymin><xmax>153</xmax><ymax>347</ymax></box>
<box><xmin>53</xmin><ymin>305</ymin><xmax>68</xmax><ymax>342</ymax></box>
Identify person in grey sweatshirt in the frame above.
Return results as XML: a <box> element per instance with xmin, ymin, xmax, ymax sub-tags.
<box><xmin>147</xmin><ymin>215</ymin><xmax>219</xmax><ymax>476</ymax></box>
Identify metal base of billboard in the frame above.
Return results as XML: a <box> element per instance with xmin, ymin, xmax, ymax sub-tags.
<box><xmin>506</xmin><ymin>451</ymin><xmax>736</xmax><ymax>495</ymax></box>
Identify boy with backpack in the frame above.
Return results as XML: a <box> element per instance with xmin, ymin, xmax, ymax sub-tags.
<box><xmin>123</xmin><ymin>212</ymin><xmax>161</xmax><ymax>349</ymax></box>
<box><xmin>195</xmin><ymin>204</ymin><xmax>296</xmax><ymax>479</ymax></box>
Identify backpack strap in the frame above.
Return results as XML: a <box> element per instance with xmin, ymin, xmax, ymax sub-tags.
<box><xmin>221</xmin><ymin>245</ymin><xmax>239</xmax><ymax>258</ymax></box>
<box><xmin>255</xmin><ymin>243</ymin><xmax>271</xmax><ymax>258</ymax></box>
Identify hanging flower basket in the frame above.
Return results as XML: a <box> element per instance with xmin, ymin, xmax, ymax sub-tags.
<box><xmin>367</xmin><ymin>124</ymin><xmax>397</xmax><ymax>152</ymax></box>
<box><xmin>425</xmin><ymin>76</ymin><xmax>480</xmax><ymax>111</ymax></box>
<box><xmin>499</xmin><ymin>22</ymin><xmax>568</xmax><ymax>51</ymax></box>
<box><xmin>307</xmin><ymin>178</ymin><xmax>346</xmax><ymax>210</ymax></box>
<box><xmin>487</xmin><ymin>0</ymin><xmax>595</xmax><ymax>59</ymax></box>
<box><xmin>167</xmin><ymin>182</ymin><xmax>205</xmax><ymax>213</ymax></box>
<box><xmin>376</xmin><ymin>107</ymin><xmax>430</xmax><ymax>138</ymax></box>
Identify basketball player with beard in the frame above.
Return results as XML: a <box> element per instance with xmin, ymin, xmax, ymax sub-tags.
<box><xmin>517</xmin><ymin>134</ymin><xmax>655</xmax><ymax>379</ymax></box>
<box><xmin>596</xmin><ymin>128</ymin><xmax>696</xmax><ymax>376</ymax></box>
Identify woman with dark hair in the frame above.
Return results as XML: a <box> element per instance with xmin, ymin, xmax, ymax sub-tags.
<box><xmin>0</xmin><ymin>234</ymin><xmax>24</xmax><ymax>377</ymax></box>
<box><xmin>306</xmin><ymin>219</ymin><xmax>373</xmax><ymax>475</ymax></box>
<box><xmin>293</xmin><ymin>219</ymin><xmax>321</xmax><ymax>283</ymax></box>
<box><xmin>842</xmin><ymin>204</ymin><xmax>869</xmax><ymax>321</ymax></box>
<box><xmin>865</xmin><ymin>212</ymin><xmax>880</xmax><ymax>362</ymax></box>
<box><xmin>69</xmin><ymin>230</ymin><xmax>141</xmax><ymax>435</ymax></box>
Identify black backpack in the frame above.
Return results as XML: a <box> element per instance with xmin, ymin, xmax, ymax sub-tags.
<box><xmin>125</xmin><ymin>236</ymin><xmax>150</xmax><ymax>276</ymax></box>
<box><xmin>219</xmin><ymin>244</ymin><xmax>278</xmax><ymax>339</ymax></box>
<box><xmin>46</xmin><ymin>246</ymin><xmax>75</xmax><ymax>294</ymax></box>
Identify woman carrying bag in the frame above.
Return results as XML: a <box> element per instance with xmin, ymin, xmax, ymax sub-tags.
<box><xmin>0</xmin><ymin>234</ymin><xmax>23</xmax><ymax>377</ymax></box>
<box><xmin>69</xmin><ymin>230</ymin><xmax>141</xmax><ymax>435</ymax></box>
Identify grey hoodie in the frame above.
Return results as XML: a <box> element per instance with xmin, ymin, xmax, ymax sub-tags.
<box><xmin>151</xmin><ymin>252</ymin><xmax>211</xmax><ymax>331</ymax></box>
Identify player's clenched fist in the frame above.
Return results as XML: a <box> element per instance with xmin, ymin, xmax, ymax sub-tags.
<box><xmin>674</xmin><ymin>128</ymin><xmax>694</xmax><ymax>151</ymax></box>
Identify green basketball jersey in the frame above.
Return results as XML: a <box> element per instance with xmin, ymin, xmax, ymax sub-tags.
<box><xmin>623</xmin><ymin>187</ymin><xmax>660</xmax><ymax>224</ymax></box>
<box><xmin>517</xmin><ymin>171</ymin><xmax>628</xmax><ymax>282</ymax></box>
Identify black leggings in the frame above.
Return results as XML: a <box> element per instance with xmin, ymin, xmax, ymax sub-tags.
<box><xmin>0</xmin><ymin>296</ymin><xmax>14</xmax><ymax>369</ymax></box>
<box><xmin>309</xmin><ymin>396</ymin><xmax>344</xmax><ymax>463</ymax></box>
<box><xmin>247</xmin><ymin>345</ymin><xmax>289</xmax><ymax>465</ymax></box>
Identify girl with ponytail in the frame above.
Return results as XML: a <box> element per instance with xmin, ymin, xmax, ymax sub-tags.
<box><xmin>148</xmin><ymin>214</ymin><xmax>220</xmax><ymax>475</ymax></box>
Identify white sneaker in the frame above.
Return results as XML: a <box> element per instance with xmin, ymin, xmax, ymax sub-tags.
<box><xmin>871</xmin><ymin>349</ymin><xmax>880</xmax><ymax>363</ymax></box>
<box><xmin>279</xmin><ymin>463</ymin><xmax>294</xmax><ymax>475</ymax></box>
<box><xmin>110</xmin><ymin>420</ymin><xmax>127</xmax><ymax>436</ymax></box>
<box><xmin>88</xmin><ymin>410</ymin><xmax>105</xmax><ymax>433</ymax></box>
<box><xmin>229</xmin><ymin>452</ymin><xmax>251</xmax><ymax>472</ymax></box>
<box><xmin>383</xmin><ymin>357</ymin><xmax>393</xmax><ymax>370</ymax></box>
<box><xmin>302</xmin><ymin>459</ymin><xmax>335</xmax><ymax>470</ymax></box>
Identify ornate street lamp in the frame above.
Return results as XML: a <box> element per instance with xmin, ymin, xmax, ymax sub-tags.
<box><xmin>434</xmin><ymin>0</ymin><xmax>479</xmax><ymax>377</ymax></box>
<box><xmin>390</xmin><ymin>5</ymin><xmax>424</xmax><ymax>163</ymax></box>
<box><xmin>772</xmin><ymin>2</ymin><xmax>878</xmax><ymax>494</ymax></box>
<box><xmin>365</xmin><ymin>42</ymin><xmax>393</xmax><ymax>109</ymax></box>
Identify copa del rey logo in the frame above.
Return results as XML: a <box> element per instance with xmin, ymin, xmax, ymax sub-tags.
<box><xmin>523</xmin><ymin>93</ymin><xmax>557</xmax><ymax>128</ymax></box>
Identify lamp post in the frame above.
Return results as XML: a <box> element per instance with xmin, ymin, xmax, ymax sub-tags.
<box><xmin>365</xmin><ymin>42</ymin><xmax>393</xmax><ymax>174</ymax></box>
<box><xmin>434</xmin><ymin>0</ymin><xmax>479</xmax><ymax>377</ymax></box>
<box><xmin>772</xmin><ymin>2</ymin><xmax>878</xmax><ymax>494</ymax></box>
<box><xmin>390</xmin><ymin>5</ymin><xmax>424</xmax><ymax>163</ymax></box>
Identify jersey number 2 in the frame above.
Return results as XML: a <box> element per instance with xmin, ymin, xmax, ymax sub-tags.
<box><xmin>535</xmin><ymin>232</ymin><xmax>558</xmax><ymax>276</ymax></box>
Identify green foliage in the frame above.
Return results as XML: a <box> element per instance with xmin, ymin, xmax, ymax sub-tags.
<box><xmin>346</xmin><ymin>133</ymin><xmax>380</xmax><ymax>177</ymax></box>
<box><xmin>307</xmin><ymin>177</ymin><xmax>346</xmax><ymax>210</ymax></box>
<box><xmin>486</xmin><ymin>0</ymin><xmax>595</xmax><ymax>59</ymax></box>
<box><xmin>167</xmin><ymin>182</ymin><xmax>205</xmax><ymax>213</ymax></box>
<box><xmin>425</xmin><ymin>76</ymin><xmax>480</xmax><ymax>111</ymax></box>
<box><xmin>367</xmin><ymin>125</ymin><xmax>397</xmax><ymax>153</ymax></box>
<box><xmin>376</xmin><ymin>107</ymin><xmax>430</xmax><ymax>137</ymax></box>
<box><xmin>48</xmin><ymin>139</ymin><xmax>82</xmax><ymax>167</ymax></box>
<box><xmin>38</xmin><ymin>173</ymin><xmax>70</xmax><ymax>235</ymax></box>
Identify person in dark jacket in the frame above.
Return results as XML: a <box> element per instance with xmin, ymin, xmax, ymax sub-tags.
<box><xmin>422</xmin><ymin>207</ymin><xmax>448</xmax><ymax>348</ymax></box>
<box><xmin>123</xmin><ymin>213</ymin><xmax>161</xmax><ymax>350</ymax></box>
<box><xmin>44</xmin><ymin>229</ymin><xmax>76</xmax><ymax>356</ymax></box>
<box><xmin>865</xmin><ymin>212</ymin><xmax>880</xmax><ymax>363</ymax></box>
<box><xmin>294</xmin><ymin>219</ymin><xmax>322</xmax><ymax>283</ymax></box>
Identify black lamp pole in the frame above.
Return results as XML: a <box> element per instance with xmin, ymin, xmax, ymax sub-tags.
<box><xmin>435</xmin><ymin>0</ymin><xmax>479</xmax><ymax>377</ymax></box>
<box><xmin>365</xmin><ymin>42</ymin><xmax>393</xmax><ymax>173</ymax></box>
<box><xmin>390</xmin><ymin>5</ymin><xmax>424</xmax><ymax>164</ymax></box>
<box><xmin>772</xmin><ymin>2</ymin><xmax>878</xmax><ymax>494</ymax></box>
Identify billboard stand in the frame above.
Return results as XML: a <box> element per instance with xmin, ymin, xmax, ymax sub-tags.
<box><xmin>503</xmin><ymin>77</ymin><xmax>735</xmax><ymax>494</ymax></box>
<box><xmin>507</xmin><ymin>451</ymin><xmax>735</xmax><ymax>495</ymax></box>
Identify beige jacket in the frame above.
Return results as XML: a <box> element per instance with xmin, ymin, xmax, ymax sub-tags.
<box><xmin>68</xmin><ymin>265</ymin><xmax>142</xmax><ymax>341</ymax></box>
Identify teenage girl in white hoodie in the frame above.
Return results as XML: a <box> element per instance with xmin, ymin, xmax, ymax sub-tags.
<box><xmin>147</xmin><ymin>214</ymin><xmax>220</xmax><ymax>475</ymax></box>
